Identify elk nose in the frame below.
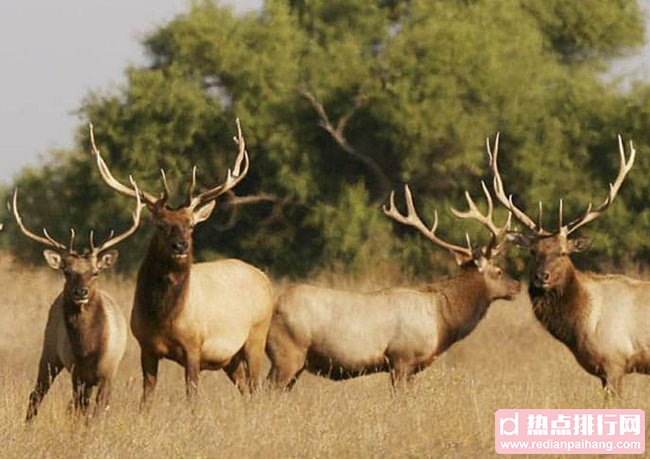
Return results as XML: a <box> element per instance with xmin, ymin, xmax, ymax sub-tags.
<box><xmin>74</xmin><ymin>288</ymin><xmax>89</xmax><ymax>298</ymax></box>
<box><xmin>171</xmin><ymin>241</ymin><xmax>189</xmax><ymax>254</ymax></box>
<box><xmin>535</xmin><ymin>271</ymin><xmax>550</xmax><ymax>284</ymax></box>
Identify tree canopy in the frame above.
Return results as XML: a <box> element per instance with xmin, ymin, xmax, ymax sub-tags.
<box><xmin>4</xmin><ymin>0</ymin><xmax>649</xmax><ymax>278</ymax></box>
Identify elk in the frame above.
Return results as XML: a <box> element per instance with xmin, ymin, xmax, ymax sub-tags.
<box><xmin>488</xmin><ymin>133</ymin><xmax>643</xmax><ymax>395</ymax></box>
<box><xmin>89</xmin><ymin>120</ymin><xmax>273</xmax><ymax>404</ymax></box>
<box><xmin>16</xmin><ymin>180</ymin><xmax>142</xmax><ymax>421</ymax></box>
<box><xmin>266</xmin><ymin>184</ymin><xmax>520</xmax><ymax>389</ymax></box>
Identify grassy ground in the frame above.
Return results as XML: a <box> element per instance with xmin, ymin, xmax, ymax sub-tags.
<box><xmin>1</xmin><ymin>257</ymin><xmax>648</xmax><ymax>458</ymax></box>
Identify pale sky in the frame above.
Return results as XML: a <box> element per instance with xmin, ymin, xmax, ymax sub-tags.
<box><xmin>0</xmin><ymin>0</ymin><xmax>647</xmax><ymax>184</ymax></box>
<box><xmin>0</xmin><ymin>0</ymin><xmax>261</xmax><ymax>184</ymax></box>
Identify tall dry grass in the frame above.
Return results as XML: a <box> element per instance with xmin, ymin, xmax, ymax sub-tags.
<box><xmin>0</xmin><ymin>256</ymin><xmax>648</xmax><ymax>458</ymax></box>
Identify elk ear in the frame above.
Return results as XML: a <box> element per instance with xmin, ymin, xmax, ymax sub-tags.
<box><xmin>192</xmin><ymin>201</ymin><xmax>216</xmax><ymax>225</ymax></box>
<box><xmin>98</xmin><ymin>249</ymin><xmax>119</xmax><ymax>270</ymax></box>
<box><xmin>506</xmin><ymin>232</ymin><xmax>533</xmax><ymax>249</ymax></box>
<box><xmin>569</xmin><ymin>236</ymin><xmax>591</xmax><ymax>253</ymax></box>
<box><xmin>43</xmin><ymin>250</ymin><xmax>62</xmax><ymax>270</ymax></box>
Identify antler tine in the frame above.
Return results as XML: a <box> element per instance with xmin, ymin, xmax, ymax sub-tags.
<box><xmin>487</xmin><ymin>132</ymin><xmax>543</xmax><ymax>234</ymax></box>
<box><xmin>185</xmin><ymin>166</ymin><xmax>197</xmax><ymax>206</ymax></box>
<box><xmin>481</xmin><ymin>180</ymin><xmax>494</xmax><ymax>220</ymax></box>
<box><xmin>450</xmin><ymin>180</ymin><xmax>515</xmax><ymax>258</ymax></box>
<box><xmin>232</xmin><ymin>118</ymin><xmax>247</xmax><ymax>177</ymax></box>
<box><xmin>383</xmin><ymin>185</ymin><xmax>473</xmax><ymax>259</ymax></box>
<box><xmin>89</xmin><ymin>123</ymin><xmax>158</xmax><ymax>206</ymax></box>
<box><xmin>558</xmin><ymin>198</ymin><xmax>563</xmax><ymax>230</ymax></box>
<box><xmin>450</xmin><ymin>180</ymin><xmax>504</xmax><ymax>238</ymax></box>
<box><xmin>92</xmin><ymin>177</ymin><xmax>143</xmax><ymax>254</ymax></box>
<box><xmin>566</xmin><ymin>135</ymin><xmax>636</xmax><ymax>234</ymax></box>
<box><xmin>12</xmin><ymin>189</ymin><xmax>67</xmax><ymax>251</ymax></box>
<box><xmin>43</xmin><ymin>229</ymin><xmax>68</xmax><ymax>251</ymax></box>
<box><xmin>69</xmin><ymin>228</ymin><xmax>76</xmax><ymax>253</ymax></box>
<box><xmin>188</xmin><ymin>118</ymin><xmax>250</xmax><ymax>210</ymax></box>
<box><xmin>159</xmin><ymin>169</ymin><xmax>171</xmax><ymax>201</ymax></box>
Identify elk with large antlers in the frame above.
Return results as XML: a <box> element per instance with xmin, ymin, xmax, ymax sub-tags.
<box><xmin>17</xmin><ymin>180</ymin><xmax>142</xmax><ymax>420</ymax></box>
<box><xmin>89</xmin><ymin>121</ymin><xmax>273</xmax><ymax>404</ymax></box>
<box><xmin>266</xmin><ymin>184</ymin><xmax>520</xmax><ymax>389</ymax></box>
<box><xmin>488</xmin><ymin>133</ymin><xmax>645</xmax><ymax>395</ymax></box>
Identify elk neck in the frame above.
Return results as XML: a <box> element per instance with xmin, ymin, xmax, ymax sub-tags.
<box><xmin>427</xmin><ymin>267</ymin><xmax>491</xmax><ymax>344</ymax></box>
<box><xmin>136</xmin><ymin>231</ymin><xmax>192</xmax><ymax>323</ymax></box>
<box><xmin>62</xmin><ymin>289</ymin><xmax>106</xmax><ymax>361</ymax></box>
<box><xmin>529</xmin><ymin>263</ymin><xmax>588</xmax><ymax>349</ymax></box>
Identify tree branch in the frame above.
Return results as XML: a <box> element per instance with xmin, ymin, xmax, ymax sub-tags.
<box><xmin>214</xmin><ymin>191</ymin><xmax>290</xmax><ymax>231</ymax></box>
<box><xmin>301</xmin><ymin>89</ymin><xmax>391</xmax><ymax>197</ymax></box>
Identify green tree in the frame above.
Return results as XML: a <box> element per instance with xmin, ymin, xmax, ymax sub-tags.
<box><xmin>4</xmin><ymin>0</ymin><xmax>648</xmax><ymax>278</ymax></box>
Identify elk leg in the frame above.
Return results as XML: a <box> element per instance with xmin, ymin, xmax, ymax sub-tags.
<box><xmin>602</xmin><ymin>371</ymin><xmax>623</xmax><ymax>398</ymax></box>
<box><xmin>184</xmin><ymin>350</ymin><xmax>201</xmax><ymax>401</ymax></box>
<box><xmin>94</xmin><ymin>378</ymin><xmax>112</xmax><ymax>416</ymax></box>
<box><xmin>26</xmin><ymin>357</ymin><xmax>63</xmax><ymax>422</ymax></box>
<box><xmin>243</xmin><ymin>318</ymin><xmax>272</xmax><ymax>393</ymax></box>
<box><xmin>140</xmin><ymin>350</ymin><xmax>159</xmax><ymax>409</ymax></box>
<box><xmin>389</xmin><ymin>358</ymin><xmax>415</xmax><ymax>391</ymax></box>
<box><xmin>72</xmin><ymin>377</ymin><xmax>92</xmax><ymax>415</ymax></box>
<box><xmin>266</xmin><ymin>346</ymin><xmax>306</xmax><ymax>391</ymax></box>
<box><xmin>224</xmin><ymin>348</ymin><xmax>249</xmax><ymax>395</ymax></box>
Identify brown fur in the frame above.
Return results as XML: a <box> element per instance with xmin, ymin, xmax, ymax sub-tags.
<box><xmin>267</xmin><ymin>261</ymin><xmax>520</xmax><ymax>389</ymax></box>
<box><xmin>130</xmin><ymin>204</ymin><xmax>273</xmax><ymax>406</ymax></box>
<box><xmin>88</xmin><ymin>122</ymin><xmax>272</xmax><ymax>404</ymax></box>
<box><xmin>522</xmin><ymin>233</ymin><xmax>650</xmax><ymax>395</ymax></box>
<box><xmin>26</xmin><ymin>252</ymin><xmax>127</xmax><ymax>421</ymax></box>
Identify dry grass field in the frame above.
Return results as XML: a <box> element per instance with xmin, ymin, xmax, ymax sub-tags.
<box><xmin>1</xmin><ymin>256</ymin><xmax>649</xmax><ymax>459</ymax></box>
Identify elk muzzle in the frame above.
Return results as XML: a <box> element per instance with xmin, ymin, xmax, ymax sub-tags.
<box><xmin>171</xmin><ymin>240</ymin><xmax>189</xmax><ymax>258</ymax></box>
<box><xmin>533</xmin><ymin>270</ymin><xmax>551</xmax><ymax>289</ymax></box>
<box><xmin>72</xmin><ymin>287</ymin><xmax>91</xmax><ymax>305</ymax></box>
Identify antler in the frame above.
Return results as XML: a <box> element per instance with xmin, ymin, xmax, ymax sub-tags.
<box><xmin>383</xmin><ymin>185</ymin><xmax>473</xmax><ymax>260</ymax></box>
<box><xmin>89</xmin><ymin>177</ymin><xmax>143</xmax><ymax>254</ymax></box>
<box><xmin>564</xmin><ymin>135</ymin><xmax>636</xmax><ymax>234</ymax></box>
<box><xmin>187</xmin><ymin>118</ymin><xmax>250</xmax><ymax>210</ymax></box>
<box><xmin>450</xmin><ymin>181</ymin><xmax>511</xmax><ymax>238</ymax></box>
<box><xmin>13</xmin><ymin>179</ymin><xmax>142</xmax><ymax>255</ymax></box>
<box><xmin>487</xmin><ymin>133</ymin><xmax>549</xmax><ymax>235</ymax></box>
<box><xmin>89</xmin><ymin>123</ymin><xmax>159</xmax><ymax>206</ymax></box>
<box><xmin>450</xmin><ymin>180</ymin><xmax>512</xmax><ymax>257</ymax></box>
<box><xmin>12</xmin><ymin>189</ymin><xmax>70</xmax><ymax>251</ymax></box>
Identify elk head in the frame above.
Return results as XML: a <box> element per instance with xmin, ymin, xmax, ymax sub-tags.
<box><xmin>12</xmin><ymin>180</ymin><xmax>143</xmax><ymax>306</ymax></box>
<box><xmin>89</xmin><ymin>120</ymin><xmax>249</xmax><ymax>268</ymax></box>
<box><xmin>383</xmin><ymin>182</ymin><xmax>520</xmax><ymax>301</ymax></box>
<box><xmin>488</xmin><ymin>133</ymin><xmax>635</xmax><ymax>291</ymax></box>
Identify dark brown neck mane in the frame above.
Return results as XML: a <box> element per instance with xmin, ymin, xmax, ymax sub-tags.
<box><xmin>136</xmin><ymin>232</ymin><xmax>192</xmax><ymax>323</ymax></box>
<box><xmin>529</xmin><ymin>266</ymin><xmax>588</xmax><ymax>350</ymax></box>
<box><xmin>425</xmin><ymin>267</ymin><xmax>490</xmax><ymax>347</ymax></box>
<box><xmin>62</xmin><ymin>289</ymin><xmax>105</xmax><ymax>361</ymax></box>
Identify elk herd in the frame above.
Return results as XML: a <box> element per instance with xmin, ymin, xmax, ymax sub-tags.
<box><xmin>7</xmin><ymin>119</ymin><xmax>646</xmax><ymax>421</ymax></box>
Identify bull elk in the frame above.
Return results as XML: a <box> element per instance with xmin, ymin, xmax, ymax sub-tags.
<box><xmin>488</xmin><ymin>133</ymin><xmax>642</xmax><ymax>395</ymax></box>
<box><xmin>89</xmin><ymin>120</ymin><xmax>273</xmax><ymax>404</ymax></box>
<box><xmin>16</xmin><ymin>181</ymin><xmax>142</xmax><ymax>420</ymax></box>
<box><xmin>266</xmin><ymin>184</ymin><xmax>520</xmax><ymax>389</ymax></box>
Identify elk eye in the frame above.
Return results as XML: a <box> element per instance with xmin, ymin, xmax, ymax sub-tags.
<box><xmin>93</xmin><ymin>272</ymin><xmax>99</xmax><ymax>277</ymax></box>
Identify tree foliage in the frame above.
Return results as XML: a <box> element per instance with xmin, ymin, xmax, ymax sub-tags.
<box><xmin>3</xmin><ymin>0</ymin><xmax>649</xmax><ymax>278</ymax></box>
